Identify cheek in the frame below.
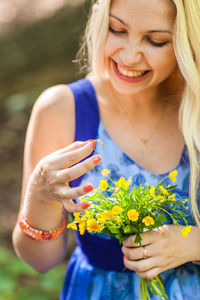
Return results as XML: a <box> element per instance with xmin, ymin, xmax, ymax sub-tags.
<box><xmin>148</xmin><ymin>48</ymin><xmax>177</xmax><ymax>75</ymax></box>
<box><xmin>104</xmin><ymin>35</ymin><xmax>121</xmax><ymax>58</ymax></box>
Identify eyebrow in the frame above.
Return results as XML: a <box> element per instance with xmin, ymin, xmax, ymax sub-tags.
<box><xmin>148</xmin><ymin>30</ymin><xmax>172</xmax><ymax>34</ymax></box>
<box><xmin>109</xmin><ymin>14</ymin><xmax>172</xmax><ymax>34</ymax></box>
<box><xmin>109</xmin><ymin>13</ymin><xmax>129</xmax><ymax>26</ymax></box>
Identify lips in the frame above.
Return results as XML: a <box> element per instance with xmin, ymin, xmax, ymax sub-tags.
<box><xmin>117</xmin><ymin>64</ymin><xmax>147</xmax><ymax>78</ymax></box>
<box><xmin>111</xmin><ymin>59</ymin><xmax>151</xmax><ymax>83</ymax></box>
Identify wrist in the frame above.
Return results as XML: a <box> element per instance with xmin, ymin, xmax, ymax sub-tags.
<box><xmin>17</xmin><ymin>210</ymin><xmax>67</xmax><ymax>241</ymax></box>
<box><xmin>22</xmin><ymin>190</ymin><xmax>64</xmax><ymax>232</ymax></box>
<box><xmin>185</xmin><ymin>226</ymin><xmax>200</xmax><ymax>262</ymax></box>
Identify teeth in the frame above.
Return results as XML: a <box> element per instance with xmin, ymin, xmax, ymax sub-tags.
<box><xmin>117</xmin><ymin>65</ymin><xmax>145</xmax><ymax>78</ymax></box>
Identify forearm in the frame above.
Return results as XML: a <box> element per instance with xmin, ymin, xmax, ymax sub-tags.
<box><xmin>12</xmin><ymin>192</ymin><xmax>68</xmax><ymax>273</ymax></box>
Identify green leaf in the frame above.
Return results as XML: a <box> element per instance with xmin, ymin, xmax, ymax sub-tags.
<box><xmin>124</xmin><ymin>225</ymin><xmax>132</xmax><ymax>234</ymax></box>
<box><xmin>109</xmin><ymin>227</ymin><xmax>120</xmax><ymax>234</ymax></box>
<box><xmin>134</xmin><ymin>233</ymin><xmax>142</xmax><ymax>246</ymax></box>
<box><xmin>155</xmin><ymin>215</ymin><xmax>167</xmax><ymax>223</ymax></box>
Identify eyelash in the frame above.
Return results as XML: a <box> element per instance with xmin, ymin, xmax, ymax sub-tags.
<box><xmin>108</xmin><ymin>26</ymin><xmax>169</xmax><ymax>48</ymax></box>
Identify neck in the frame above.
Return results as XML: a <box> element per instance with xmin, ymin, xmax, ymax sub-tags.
<box><xmin>110</xmin><ymin>84</ymin><xmax>166</xmax><ymax>122</ymax></box>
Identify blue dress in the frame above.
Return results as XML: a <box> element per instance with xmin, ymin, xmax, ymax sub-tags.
<box><xmin>60</xmin><ymin>78</ymin><xmax>200</xmax><ymax>300</ymax></box>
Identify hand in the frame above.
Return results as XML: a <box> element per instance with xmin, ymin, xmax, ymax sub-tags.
<box><xmin>122</xmin><ymin>224</ymin><xmax>197</xmax><ymax>279</ymax></box>
<box><xmin>26</xmin><ymin>140</ymin><xmax>101</xmax><ymax>213</ymax></box>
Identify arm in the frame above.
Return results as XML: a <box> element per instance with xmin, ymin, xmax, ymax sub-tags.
<box><xmin>12</xmin><ymin>84</ymin><xmax>100</xmax><ymax>273</ymax></box>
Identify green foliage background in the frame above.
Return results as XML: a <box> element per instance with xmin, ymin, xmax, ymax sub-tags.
<box><xmin>0</xmin><ymin>1</ymin><xmax>90</xmax><ymax>298</ymax></box>
<box><xmin>0</xmin><ymin>246</ymin><xmax>66</xmax><ymax>300</ymax></box>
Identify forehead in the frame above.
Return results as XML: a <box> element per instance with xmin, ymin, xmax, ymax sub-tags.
<box><xmin>110</xmin><ymin>0</ymin><xmax>176</xmax><ymax>28</ymax></box>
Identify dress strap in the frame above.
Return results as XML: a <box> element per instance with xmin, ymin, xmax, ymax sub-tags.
<box><xmin>68</xmin><ymin>78</ymin><xmax>100</xmax><ymax>141</ymax></box>
<box><xmin>68</xmin><ymin>78</ymin><xmax>100</xmax><ymax>188</ymax></box>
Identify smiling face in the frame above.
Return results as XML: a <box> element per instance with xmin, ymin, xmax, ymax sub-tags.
<box><xmin>104</xmin><ymin>0</ymin><xmax>177</xmax><ymax>96</ymax></box>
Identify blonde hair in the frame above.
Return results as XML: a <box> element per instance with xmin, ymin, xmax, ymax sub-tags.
<box><xmin>77</xmin><ymin>0</ymin><xmax>111</xmax><ymax>76</ymax></box>
<box><xmin>172</xmin><ymin>0</ymin><xmax>200</xmax><ymax>226</ymax></box>
<box><xmin>79</xmin><ymin>0</ymin><xmax>200</xmax><ymax>225</ymax></box>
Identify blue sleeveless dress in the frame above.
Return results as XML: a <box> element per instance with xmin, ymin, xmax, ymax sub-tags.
<box><xmin>60</xmin><ymin>78</ymin><xmax>200</xmax><ymax>300</ymax></box>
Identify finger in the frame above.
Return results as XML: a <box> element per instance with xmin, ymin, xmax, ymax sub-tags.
<box><xmin>123</xmin><ymin>256</ymin><xmax>157</xmax><ymax>273</ymax></box>
<box><xmin>63</xmin><ymin>199</ymin><xmax>90</xmax><ymax>213</ymax></box>
<box><xmin>57</xmin><ymin>140</ymin><xmax>92</xmax><ymax>154</ymax></box>
<box><xmin>135</xmin><ymin>267</ymin><xmax>161</xmax><ymax>279</ymax></box>
<box><xmin>55</xmin><ymin>155</ymin><xmax>101</xmax><ymax>183</ymax></box>
<box><xmin>122</xmin><ymin>245</ymin><xmax>148</xmax><ymax>261</ymax></box>
<box><xmin>56</xmin><ymin>183</ymin><xmax>94</xmax><ymax>201</ymax></box>
<box><xmin>122</xmin><ymin>243</ymin><xmax>157</xmax><ymax>260</ymax></box>
<box><xmin>122</xmin><ymin>230</ymin><xmax>159</xmax><ymax>248</ymax></box>
<box><xmin>50</xmin><ymin>140</ymin><xmax>97</xmax><ymax>169</ymax></box>
<box><xmin>122</xmin><ymin>235</ymin><xmax>139</xmax><ymax>248</ymax></box>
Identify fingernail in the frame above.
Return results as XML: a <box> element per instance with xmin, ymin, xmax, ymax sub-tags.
<box><xmin>91</xmin><ymin>140</ymin><xmax>96</xmax><ymax>148</ymax></box>
<box><xmin>85</xmin><ymin>139</ymin><xmax>94</xmax><ymax>143</ymax></box>
<box><xmin>93</xmin><ymin>155</ymin><xmax>101</xmax><ymax>164</ymax></box>
<box><xmin>82</xmin><ymin>203</ymin><xmax>90</xmax><ymax>210</ymax></box>
<box><xmin>84</xmin><ymin>184</ymin><xmax>93</xmax><ymax>193</ymax></box>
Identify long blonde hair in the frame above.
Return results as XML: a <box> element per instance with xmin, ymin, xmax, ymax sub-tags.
<box><xmin>172</xmin><ymin>0</ymin><xmax>200</xmax><ymax>226</ymax></box>
<box><xmin>78</xmin><ymin>0</ymin><xmax>200</xmax><ymax>225</ymax></box>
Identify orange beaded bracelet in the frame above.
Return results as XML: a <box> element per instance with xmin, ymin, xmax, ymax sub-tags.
<box><xmin>17</xmin><ymin>212</ymin><xmax>67</xmax><ymax>241</ymax></box>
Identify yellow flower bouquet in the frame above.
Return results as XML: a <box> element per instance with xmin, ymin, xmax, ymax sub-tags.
<box><xmin>67</xmin><ymin>169</ymin><xmax>191</xmax><ymax>300</ymax></box>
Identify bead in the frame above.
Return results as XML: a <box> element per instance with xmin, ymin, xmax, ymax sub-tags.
<box><xmin>17</xmin><ymin>211</ymin><xmax>67</xmax><ymax>242</ymax></box>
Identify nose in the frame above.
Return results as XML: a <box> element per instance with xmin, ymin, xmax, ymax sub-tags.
<box><xmin>120</xmin><ymin>40</ymin><xmax>143</xmax><ymax>66</ymax></box>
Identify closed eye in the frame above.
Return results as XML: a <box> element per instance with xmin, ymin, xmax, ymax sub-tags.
<box><xmin>109</xmin><ymin>26</ymin><xmax>126</xmax><ymax>34</ymax></box>
<box><xmin>146</xmin><ymin>36</ymin><xmax>169</xmax><ymax>47</ymax></box>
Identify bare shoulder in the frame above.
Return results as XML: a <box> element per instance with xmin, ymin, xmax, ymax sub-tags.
<box><xmin>24</xmin><ymin>84</ymin><xmax>75</xmax><ymax>169</ymax></box>
<box><xmin>33</xmin><ymin>84</ymin><xmax>74</xmax><ymax>118</ymax></box>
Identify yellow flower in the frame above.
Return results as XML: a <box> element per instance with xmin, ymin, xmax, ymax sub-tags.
<box><xmin>169</xmin><ymin>170</ymin><xmax>178</xmax><ymax>182</ymax></box>
<box><xmin>186</xmin><ymin>206</ymin><xmax>189</xmax><ymax>210</ymax></box>
<box><xmin>111</xmin><ymin>205</ymin><xmax>122</xmax><ymax>215</ymax></box>
<box><xmin>87</xmin><ymin>218</ymin><xmax>101</xmax><ymax>233</ymax></box>
<box><xmin>115</xmin><ymin>177</ymin><xmax>125</xmax><ymax>187</ymax></box>
<box><xmin>99</xmin><ymin>180</ymin><xmax>109</xmax><ymax>190</ymax></box>
<box><xmin>81</xmin><ymin>215</ymin><xmax>88</xmax><ymax>222</ymax></box>
<box><xmin>80</xmin><ymin>197</ymin><xmax>86</xmax><ymax>203</ymax></box>
<box><xmin>115</xmin><ymin>177</ymin><xmax>131</xmax><ymax>188</ymax></box>
<box><xmin>150</xmin><ymin>186</ymin><xmax>156</xmax><ymax>197</ymax></box>
<box><xmin>114</xmin><ymin>216</ymin><xmax>122</xmax><ymax>223</ymax></box>
<box><xmin>142</xmin><ymin>216</ymin><xmax>155</xmax><ymax>226</ymax></box>
<box><xmin>182</xmin><ymin>198</ymin><xmax>188</xmax><ymax>203</ymax></box>
<box><xmin>127</xmin><ymin>209</ymin><xmax>139</xmax><ymax>222</ymax></box>
<box><xmin>156</xmin><ymin>195</ymin><xmax>166</xmax><ymax>202</ymax></box>
<box><xmin>67</xmin><ymin>223</ymin><xmax>77</xmax><ymax>230</ymax></box>
<box><xmin>100</xmin><ymin>212</ymin><xmax>113</xmax><ymax>222</ymax></box>
<box><xmin>125</xmin><ymin>180</ymin><xmax>131</xmax><ymax>187</ymax></box>
<box><xmin>101</xmin><ymin>169</ymin><xmax>110</xmax><ymax>176</ymax></box>
<box><xmin>170</xmin><ymin>194</ymin><xmax>176</xmax><ymax>202</ymax></box>
<box><xmin>181</xmin><ymin>225</ymin><xmax>193</xmax><ymax>237</ymax></box>
<box><xmin>73</xmin><ymin>212</ymin><xmax>81</xmax><ymax>223</ymax></box>
<box><xmin>115</xmin><ymin>177</ymin><xmax>126</xmax><ymax>188</ymax></box>
<box><xmin>79</xmin><ymin>221</ymin><xmax>87</xmax><ymax>235</ymax></box>
<box><xmin>159</xmin><ymin>185</ymin><xmax>169</xmax><ymax>195</ymax></box>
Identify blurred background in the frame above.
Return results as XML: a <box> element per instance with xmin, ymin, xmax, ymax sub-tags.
<box><xmin>0</xmin><ymin>0</ymin><xmax>90</xmax><ymax>298</ymax></box>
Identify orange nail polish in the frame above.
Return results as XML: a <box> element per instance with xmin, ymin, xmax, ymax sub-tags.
<box><xmin>91</xmin><ymin>140</ymin><xmax>96</xmax><ymax>148</ymax></box>
<box><xmin>82</xmin><ymin>203</ymin><xmax>90</xmax><ymax>210</ymax></box>
<box><xmin>85</xmin><ymin>139</ymin><xmax>94</xmax><ymax>143</ymax></box>
<box><xmin>93</xmin><ymin>155</ymin><xmax>101</xmax><ymax>164</ymax></box>
<box><xmin>84</xmin><ymin>184</ymin><xmax>93</xmax><ymax>193</ymax></box>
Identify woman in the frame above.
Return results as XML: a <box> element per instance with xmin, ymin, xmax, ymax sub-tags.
<box><xmin>13</xmin><ymin>0</ymin><xmax>200</xmax><ymax>299</ymax></box>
